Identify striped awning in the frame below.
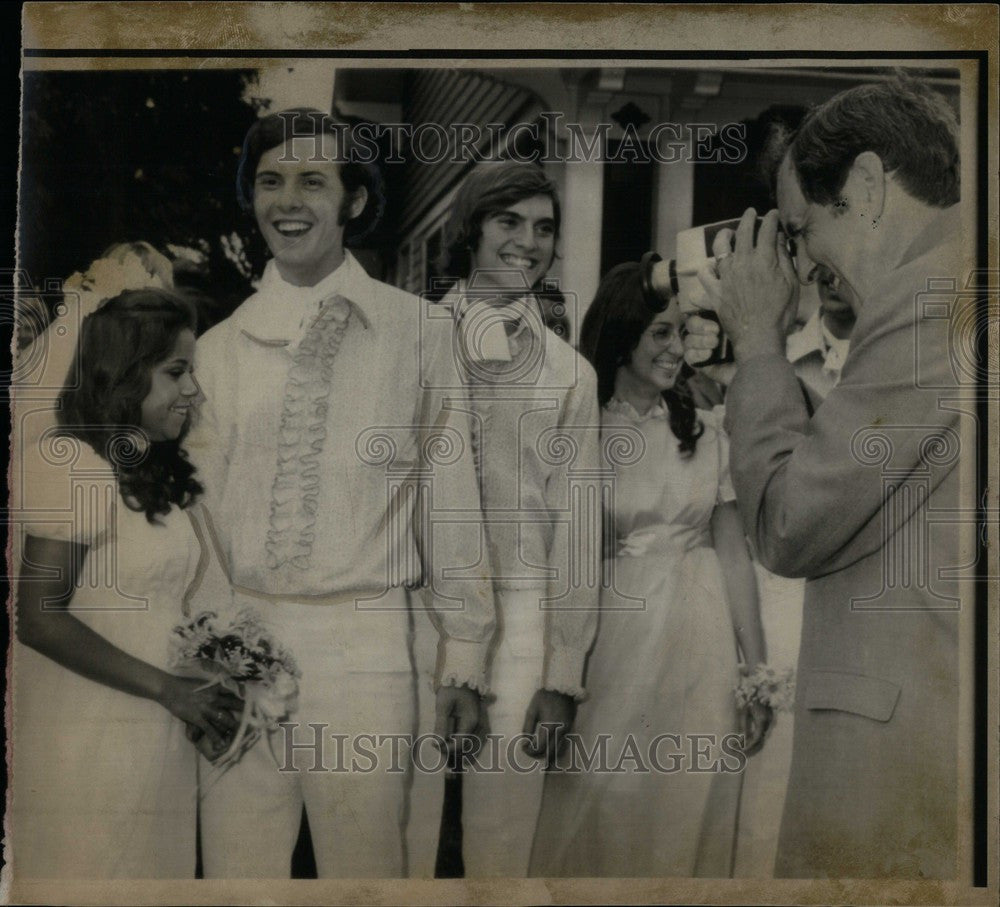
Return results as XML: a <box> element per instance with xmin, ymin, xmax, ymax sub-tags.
<box><xmin>398</xmin><ymin>69</ymin><xmax>540</xmax><ymax>232</ymax></box>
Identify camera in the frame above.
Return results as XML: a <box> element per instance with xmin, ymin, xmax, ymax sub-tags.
<box><xmin>643</xmin><ymin>216</ymin><xmax>764</xmax><ymax>366</ymax></box>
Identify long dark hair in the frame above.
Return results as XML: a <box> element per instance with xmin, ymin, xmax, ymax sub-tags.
<box><xmin>438</xmin><ymin>160</ymin><xmax>562</xmax><ymax>280</ymax></box>
<box><xmin>236</xmin><ymin>107</ymin><xmax>385</xmax><ymax>246</ymax></box>
<box><xmin>579</xmin><ymin>262</ymin><xmax>703</xmax><ymax>457</ymax></box>
<box><xmin>57</xmin><ymin>288</ymin><xmax>204</xmax><ymax>522</ymax></box>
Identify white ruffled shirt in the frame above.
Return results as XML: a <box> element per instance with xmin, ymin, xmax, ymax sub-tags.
<box><xmin>187</xmin><ymin>252</ymin><xmax>496</xmax><ymax>692</ymax></box>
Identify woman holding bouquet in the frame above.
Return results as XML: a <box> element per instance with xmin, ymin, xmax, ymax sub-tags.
<box><xmin>530</xmin><ymin>261</ymin><xmax>773</xmax><ymax>877</ymax></box>
<box><xmin>12</xmin><ymin>276</ymin><xmax>240</xmax><ymax>879</ymax></box>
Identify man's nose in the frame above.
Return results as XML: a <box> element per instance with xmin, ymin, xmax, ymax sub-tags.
<box><xmin>513</xmin><ymin>222</ymin><xmax>536</xmax><ymax>250</ymax></box>
<box><xmin>795</xmin><ymin>248</ymin><xmax>819</xmax><ymax>285</ymax></box>
<box><xmin>277</xmin><ymin>181</ymin><xmax>303</xmax><ymax>210</ymax></box>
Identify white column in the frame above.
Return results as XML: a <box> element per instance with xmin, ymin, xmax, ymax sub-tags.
<box><xmin>652</xmin><ymin>156</ymin><xmax>695</xmax><ymax>263</ymax></box>
<box><xmin>559</xmin><ymin>129</ymin><xmax>604</xmax><ymax>346</ymax></box>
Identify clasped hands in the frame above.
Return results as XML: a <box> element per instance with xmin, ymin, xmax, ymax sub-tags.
<box><xmin>683</xmin><ymin>208</ymin><xmax>800</xmax><ymax>377</ymax></box>
<box><xmin>435</xmin><ymin>684</ymin><xmax>576</xmax><ymax>770</ymax></box>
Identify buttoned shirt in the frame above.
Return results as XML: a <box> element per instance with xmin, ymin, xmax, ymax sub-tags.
<box><xmin>187</xmin><ymin>253</ymin><xmax>495</xmax><ymax>691</ymax></box>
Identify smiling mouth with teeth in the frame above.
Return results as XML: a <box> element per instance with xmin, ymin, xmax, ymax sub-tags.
<box><xmin>500</xmin><ymin>253</ymin><xmax>537</xmax><ymax>269</ymax></box>
<box><xmin>274</xmin><ymin>221</ymin><xmax>312</xmax><ymax>237</ymax></box>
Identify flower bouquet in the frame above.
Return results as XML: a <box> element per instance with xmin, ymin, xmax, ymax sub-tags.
<box><xmin>734</xmin><ymin>663</ymin><xmax>796</xmax><ymax>712</ymax></box>
<box><xmin>169</xmin><ymin>608</ymin><xmax>301</xmax><ymax>783</ymax></box>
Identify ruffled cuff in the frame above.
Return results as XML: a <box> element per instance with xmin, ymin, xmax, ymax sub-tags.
<box><xmin>438</xmin><ymin>638</ymin><xmax>491</xmax><ymax>696</ymax></box>
<box><xmin>542</xmin><ymin>647</ymin><xmax>588</xmax><ymax>701</ymax></box>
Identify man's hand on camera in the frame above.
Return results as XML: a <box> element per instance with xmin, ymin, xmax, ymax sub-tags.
<box><xmin>695</xmin><ymin>207</ymin><xmax>799</xmax><ymax>363</ymax></box>
<box><xmin>681</xmin><ymin>313</ymin><xmax>738</xmax><ymax>386</ymax></box>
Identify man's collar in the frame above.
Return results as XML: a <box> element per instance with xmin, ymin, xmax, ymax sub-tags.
<box><xmin>238</xmin><ymin>251</ymin><xmax>373</xmax><ymax>344</ymax></box>
<box><xmin>786</xmin><ymin>306</ymin><xmax>851</xmax><ymax>376</ymax></box>
<box><xmin>447</xmin><ymin>280</ymin><xmax>541</xmax><ymax>363</ymax></box>
<box><xmin>785</xmin><ymin>307</ymin><xmax>826</xmax><ymax>364</ymax></box>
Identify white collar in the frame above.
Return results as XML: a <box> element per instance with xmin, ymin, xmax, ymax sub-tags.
<box><xmin>445</xmin><ymin>280</ymin><xmax>541</xmax><ymax>363</ymax></box>
<box><xmin>605</xmin><ymin>395</ymin><xmax>669</xmax><ymax>423</ymax></box>
<box><xmin>237</xmin><ymin>251</ymin><xmax>373</xmax><ymax>345</ymax></box>
<box><xmin>786</xmin><ymin>307</ymin><xmax>851</xmax><ymax>376</ymax></box>
<box><xmin>785</xmin><ymin>307</ymin><xmax>826</xmax><ymax>363</ymax></box>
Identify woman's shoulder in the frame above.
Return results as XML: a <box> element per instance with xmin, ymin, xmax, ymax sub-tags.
<box><xmin>18</xmin><ymin>427</ymin><xmax>113</xmax><ymax>482</ymax></box>
<box><xmin>17</xmin><ymin>429</ymin><xmax>118</xmax><ymax>545</ymax></box>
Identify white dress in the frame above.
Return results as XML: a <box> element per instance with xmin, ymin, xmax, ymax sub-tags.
<box><xmin>11</xmin><ymin>437</ymin><xmax>205</xmax><ymax>879</ymax></box>
<box><xmin>530</xmin><ymin>399</ymin><xmax>742</xmax><ymax>877</ymax></box>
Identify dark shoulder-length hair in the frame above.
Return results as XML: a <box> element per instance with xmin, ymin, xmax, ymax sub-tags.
<box><xmin>236</xmin><ymin>107</ymin><xmax>385</xmax><ymax>246</ymax></box>
<box><xmin>438</xmin><ymin>160</ymin><xmax>562</xmax><ymax>280</ymax></box>
<box><xmin>579</xmin><ymin>261</ymin><xmax>704</xmax><ymax>457</ymax></box>
<box><xmin>57</xmin><ymin>288</ymin><xmax>204</xmax><ymax>523</ymax></box>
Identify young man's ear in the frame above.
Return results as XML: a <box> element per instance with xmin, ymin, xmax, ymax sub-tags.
<box><xmin>348</xmin><ymin>185</ymin><xmax>368</xmax><ymax>221</ymax></box>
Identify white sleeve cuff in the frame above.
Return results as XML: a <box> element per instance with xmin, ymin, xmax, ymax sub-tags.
<box><xmin>543</xmin><ymin>647</ymin><xmax>589</xmax><ymax>701</ymax></box>
<box><xmin>438</xmin><ymin>638</ymin><xmax>491</xmax><ymax>696</ymax></box>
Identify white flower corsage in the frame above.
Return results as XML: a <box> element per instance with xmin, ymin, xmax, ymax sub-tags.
<box><xmin>169</xmin><ymin>608</ymin><xmax>302</xmax><ymax>787</ymax></box>
<box><xmin>734</xmin><ymin>663</ymin><xmax>796</xmax><ymax>712</ymax></box>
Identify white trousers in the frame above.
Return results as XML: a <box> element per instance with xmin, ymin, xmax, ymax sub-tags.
<box><xmin>199</xmin><ymin>589</ymin><xmax>424</xmax><ymax>879</ymax></box>
<box><xmin>461</xmin><ymin>588</ymin><xmax>547</xmax><ymax>877</ymax></box>
<box><xmin>407</xmin><ymin>588</ymin><xmax>548</xmax><ymax>878</ymax></box>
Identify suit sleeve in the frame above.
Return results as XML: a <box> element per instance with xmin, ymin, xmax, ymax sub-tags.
<box><xmin>183</xmin><ymin>325</ymin><xmax>240</xmax><ymax>606</ymax></box>
<box><xmin>724</xmin><ymin>277</ymin><xmax>960</xmax><ymax>580</ymax></box>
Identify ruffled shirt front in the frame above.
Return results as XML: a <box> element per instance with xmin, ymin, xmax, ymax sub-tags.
<box><xmin>188</xmin><ymin>253</ymin><xmax>496</xmax><ymax>692</ymax></box>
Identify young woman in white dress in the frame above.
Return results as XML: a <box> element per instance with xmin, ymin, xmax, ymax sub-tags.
<box><xmin>12</xmin><ymin>287</ymin><xmax>240</xmax><ymax>879</ymax></box>
<box><xmin>530</xmin><ymin>262</ymin><xmax>772</xmax><ymax>877</ymax></box>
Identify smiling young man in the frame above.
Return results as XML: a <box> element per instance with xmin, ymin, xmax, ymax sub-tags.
<box><xmin>185</xmin><ymin>109</ymin><xmax>495</xmax><ymax>879</ymax></box>
<box><xmin>683</xmin><ymin>78</ymin><xmax>966</xmax><ymax>879</ymax></box>
<box><xmin>409</xmin><ymin>161</ymin><xmax>601</xmax><ymax>877</ymax></box>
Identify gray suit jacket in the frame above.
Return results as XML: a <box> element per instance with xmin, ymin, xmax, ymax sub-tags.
<box><xmin>725</xmin><ymin>206</ymin><xmax>967</xmax><ymax>878</ymax></box>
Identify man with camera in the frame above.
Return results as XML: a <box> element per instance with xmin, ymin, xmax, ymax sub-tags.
<box><xmin>682</xmin><ymin>78</ymin><xmax>965</xmax><ymax>878</ymax></box>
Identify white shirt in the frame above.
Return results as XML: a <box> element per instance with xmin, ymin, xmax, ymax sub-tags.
<box><xmin>436</xmin><ymin>284</ymin><xmax>602</xmax><ymax>697</ymax></box>
<box><xmin>187</xmin><ymin>252</ymin><xmax>495</xmax><ymax>691</ymax></box>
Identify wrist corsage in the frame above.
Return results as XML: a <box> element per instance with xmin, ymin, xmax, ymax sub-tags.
<box><xmin>734</xmin><ymin>663</ymin><xmax>796</xmax><ymax>712</ymax></box>
<box><xmin>169</xmin><ymin>608</ymin><xmax>301</xmax><ymax>786</ymax></box>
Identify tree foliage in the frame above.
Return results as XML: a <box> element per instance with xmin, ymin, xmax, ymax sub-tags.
<box><xmin>20</xmin><ymin>69</ymin><xmax>271</xmax><ymax>329</ymax></box>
